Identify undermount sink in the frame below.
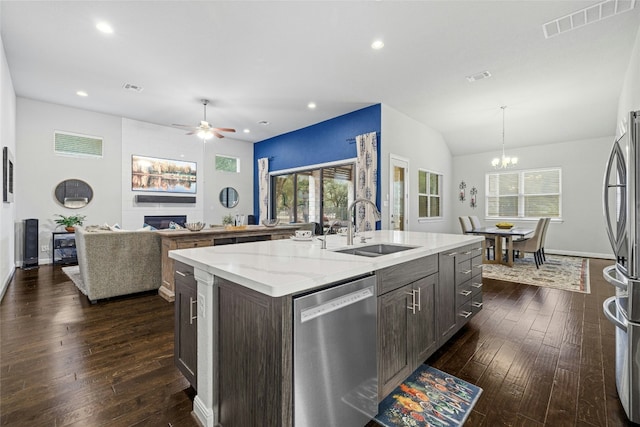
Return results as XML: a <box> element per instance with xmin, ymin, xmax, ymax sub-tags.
<box><xmin>333</xmin><ymin>243</ymin><xmax>418</xmax><ymax>257</ymax></box>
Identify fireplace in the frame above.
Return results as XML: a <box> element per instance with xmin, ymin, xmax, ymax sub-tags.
<box><xmin>144</xmin><ymin>215</ymin><xmax>187</xmax><ymax>230</ymax></box>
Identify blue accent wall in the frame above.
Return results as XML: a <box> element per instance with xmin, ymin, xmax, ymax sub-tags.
<box><xmin>253</xmin><ymin>104</ymin><xmax>381</xmax><ymax>222</ymax></box>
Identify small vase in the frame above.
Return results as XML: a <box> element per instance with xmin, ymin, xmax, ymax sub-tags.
<box><xmin>65</xmin><ymin>226</ymin><xmax>75</xmax><ymax>232</ymax></box>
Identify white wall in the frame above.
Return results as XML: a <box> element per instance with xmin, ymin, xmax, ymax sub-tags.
<box><xmin>120</xmin><ymin>119</ymin><xmax>254</xmax><ymax>229</ymax></box>
<box><xmin>617</xmin><ymin>23</ymin><xmax>640</xmax><ymax>131</ymax></box>
<box><xmin>452</xmin><ymin>137</ymin><xmax>614</xmax><ymax>258</ymax></box>
<box><xmin>0</xmin><ymin>33</ymin><xmax>16</xmax><ymax>299</ymax></box>
<box><xmin>15</xmin><ymin>98</ymin><xmax>123</xmax><ymax>264</ymax></box>
<box><xmin>381</xmin><ymin>104</ymin><xmax>453</xmax><ymax>233</ymax></box>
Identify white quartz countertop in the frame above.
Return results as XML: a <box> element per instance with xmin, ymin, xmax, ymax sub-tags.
<box><xmin>169</xmin><ymin>230</ymin><xmax>483</xmax><ymax>297</ymax></box>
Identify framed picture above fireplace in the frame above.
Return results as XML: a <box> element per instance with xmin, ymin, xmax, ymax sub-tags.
<box><xmin>131</xmin><ymin>155</ymin><xmax>197</xmax><ymax>194</ymax></box>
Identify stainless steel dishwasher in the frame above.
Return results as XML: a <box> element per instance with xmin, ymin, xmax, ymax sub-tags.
<box><xmin>293</xmin><ymin>274</ymin><xmax>378</xmax><ymax>427</ymax></box>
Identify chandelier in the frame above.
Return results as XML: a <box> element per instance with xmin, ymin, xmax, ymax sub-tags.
<box><xmin>491</xmin><ymin>106</ymin><xmax>518</xmax><ymax>169</ymax></box>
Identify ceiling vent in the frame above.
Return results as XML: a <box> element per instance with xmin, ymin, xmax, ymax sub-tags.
<box><xmin>123</xmin><ymin>83</ymin><xmax>144</xmax><ymax>93</ymax></box>
<box><xmin>54</xmin><ymin>131</ymin><xmax>103</xmax><ymax>158</ymax></box>
<box><xmin>543</xmin><ymin>0</ymin><xmax>636</xmax><ymax>39</ymax></box>
<box><xmin>466</xmin><ymin>71</ymin><xmax>492</xmax><ymax>82</ymax></box>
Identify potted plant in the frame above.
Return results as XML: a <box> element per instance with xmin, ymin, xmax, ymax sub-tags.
<box><xmin>54</xmin><ymin>214</ymin><xmax>86</xmax><ymax>232</ymax></box>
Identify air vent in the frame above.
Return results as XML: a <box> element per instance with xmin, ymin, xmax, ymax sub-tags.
<box><xmin>54</xmin><ymin>131</ymin><xmax>103</xmax><ymax>158</ymax></box>
<box><xmin>123</xmin><ymin>83</ymin><xmax>144</xmax><ymax>92</ymax></box>
<box><xmin>543</xmin><ymin>0</ymin><xmax>636</xmax><ymax>39</ymax></box>
<box><xmin>466</xmin><ymin>71</ymin><xmax>492</xmax><ymax>82</ymax></box>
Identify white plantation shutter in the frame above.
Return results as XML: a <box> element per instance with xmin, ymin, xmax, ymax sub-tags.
<box><xmin>486</xmin><ymin>168</ymin><xmax>561</xmax><ymax>219</ymax></box>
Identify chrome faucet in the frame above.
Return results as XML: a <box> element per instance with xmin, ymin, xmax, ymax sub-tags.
<box><xmin>346</xmin><ymin>198</ymin><xmax>382</xmax><ymax>245</ymax></box>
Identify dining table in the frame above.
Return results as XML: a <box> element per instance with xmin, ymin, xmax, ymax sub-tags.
<box><xmin>469</xmin><ymin>226</ymin><xmax>534</xmax><ymax>267</ymax></box>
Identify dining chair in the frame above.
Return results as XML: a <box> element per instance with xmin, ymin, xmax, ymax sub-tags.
<box><xmin>459</xmin><ymin>216</ymin><xmax>473</xmax><ymax>234</ymax></box>
<box><xmin>469</xmin><ymin>215</ymin><xmax>495</xmax><ymax>260</ymax></box>
<box><xmin>539</xmin><ymin>217</ymin><xmax>551</xmax><ymax>262</ymax></box>
<box><xmin>512</xmin><ymin>218</ymin><xmax>546</xmax><ymax>268</ymax></box>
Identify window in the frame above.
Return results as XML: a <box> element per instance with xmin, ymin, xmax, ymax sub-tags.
<box><xmin>418</xmin><ymin>169</ymin><xmax>442</xmax><ymax>218</ymax></box>
<box><xmin>54</xmin><ymin>131</ymin><xmax>103</xmax><ymax>158</ymax></box>
<box><xmin>486</xmin><ymin>168</ymin><xmax>561</xmax><ymax>219</ymax></box>
<box><xmin>215</xmin><ymin>155</ymin><xmax>240</xmax><ymax>173</ymax></box>
<box><xmin>272</xmin><ymin>163</ymin><xmax>354</xmax><ymax>228</ymax></box>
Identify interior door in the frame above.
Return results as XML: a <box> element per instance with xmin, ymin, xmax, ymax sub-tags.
<box><xmin>390</xmin><ymin>156</ymin><xmax>408</xmax><ymax>231</ymax></box>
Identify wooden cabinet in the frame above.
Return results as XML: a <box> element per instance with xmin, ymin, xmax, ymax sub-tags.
<box><xmin>377</xmin><ymin>255</ymin><xmax>438</xmax><ymax>400</ymax></box>
<box><xmin>438</xmin><ymin>243</ymin><xmax>483</xmax><ymax>344</ymax></box>
<box><xmin>217</xmin><ymin>277</ymin><xmax>292</xmax><ymax>427</ymax></box>
<box><xmin>174</xmin><ymin>261</ymin><xmax>198</xmax><ymax>390</ymax></box>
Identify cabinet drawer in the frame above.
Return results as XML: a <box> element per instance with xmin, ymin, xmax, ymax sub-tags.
<box><xmin>458</xmin><ymin>301</ymin><xmax>473</xmax><ymax>323</ymax></box>
<box><xmin>176</xmin><ymin>238</ymin><xmax>213</xmax><ymax>249</ymax></box>
<box><xmin>456</xmin><ymin>260</ymin><xmax>473</xmax><ymax>284</ymax></box>
<box><xmin>377</xmin><ymin>255</ymin><xmax>438</xmax><ymax>295</ymax></box>
<box><xmin>472</xmin><ymin>292</ymin><xmax>483</xmax><ymax>313</ymax></box>
<box><xmin>457</xmin><ymin>282</ymin><xmax>472</xmax><ymax>307</ymax></box>
<box><xmin>471</xmin><ymin>279</ymin><xmax>483</xmax><ymax>296</ymax></box>
<box><xmin>174</xmin><ymin>261</ymin><xmax>196</xmax><ymax>288</ymax></box>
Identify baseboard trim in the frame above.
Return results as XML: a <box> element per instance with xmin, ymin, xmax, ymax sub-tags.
<box><xmin>0</xmin><ymin>266</ymin><xmax>15</xmax><ymax>302</ymax></box>
<box><xmin>193</xmin><ymin>395</ymin><xmax>216</xmax><ymax>427</ymax></box>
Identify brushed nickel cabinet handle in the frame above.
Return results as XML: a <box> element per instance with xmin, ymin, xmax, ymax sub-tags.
<box><xmin>460</xmin><ymin>290</ymin><xmax>472</xmax><ymax>296</ymax></box>
<box><xmin>417</xmin><ymin>287</ymin><xmax>421</xmax><ymax>312</ymax></box>
<box><xmin>189</xmin><ymin>297</ymin><xmax>197</xmax><ymax>324</ymax></box>
<box><xmin>459</xmin><ymin>310</ymin><xmax>473</xmax><ymax>319</ymax></box>
<box><xmin>176</xmin><ymin>270</ymin><xmax>187</xmax><ymax>277</ymax></box>
<box><xmin>448</xmin><ymin>252</ymin><xmax>458</xmax><ymax>257</ymax></box>
<box><xmin>463</xmin><ymin>270</ymin><xmax>472</xmax><ymax>275</ymax></box>
<box><xmin>464</xmin><ymin>250</ymin><xmax>473</xmax><ymax>255</ymax></box>
<box><xmin>472</xmin><ymin>282</ymin><xmax>483</xmax><ymax>289</ymax></box>
<box><xmin>406</xmin><ymin>290</ymin><xmax>416</xmax><ymax>314</ymax></box>
<box><xmin>472</xmin><ymin>302</ymin><xmax>483</xmax><ymax>308</ymax></box>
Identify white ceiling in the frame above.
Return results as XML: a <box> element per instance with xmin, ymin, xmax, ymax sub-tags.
<box><xmin>1</xmin><ymin>1</ymin><xmax>639</xmax><ymax>156</ymax></box>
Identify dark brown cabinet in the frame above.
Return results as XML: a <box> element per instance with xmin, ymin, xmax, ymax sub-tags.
<box><xmin>174</xmin><ymin>261</ymin><xmax>198</xmax><ymax>390</ymax></box>
<box><xmin>377</xmin><ymin>255</ymin><xmax>438</xmax><ymax>400</ymax></box>
<box><xmin>438</xmin><ymin>243</ymin><xmax>483</xmax><ymax>344</ymax></box>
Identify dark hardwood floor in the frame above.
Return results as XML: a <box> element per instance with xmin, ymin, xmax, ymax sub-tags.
<box><xmin>0</xmin><ymin>258</ymin><xmax>634</xmax><ymax>426</ymax></box>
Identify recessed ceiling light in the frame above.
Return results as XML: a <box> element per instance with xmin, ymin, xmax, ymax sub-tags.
<box><xmin>96</xmin><ymin>21</ymin><xmax>114</xmax><ymax>34</ymax></box>
<box><xmin>258</xmin><ymin>120</ymin><xmax>270</xmax><ymax>126</ymax></box>
<box><xmin>76</xmin><ymin>91</ymin><xmax>88</xmax><ymax>97</ymax></box>
<box><xmin>243</xmin><ymin>129</ymin><xmax>251</xmax><ymax>133</ymax></box>
<box><xmin>307</xmin><ymin>102</ymin><xmax>316</xmax><ymax>109</ymax></box>
<box><xmin>371</xmin><ymin>40</ymin><xmax>384</xmax><ymax>50</ymax></box>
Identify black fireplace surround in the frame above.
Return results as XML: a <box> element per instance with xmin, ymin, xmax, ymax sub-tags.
<box><xmin>143</xmin><ymin>215</ymin><xmax>187</xmax><ymax>230</ymax></box>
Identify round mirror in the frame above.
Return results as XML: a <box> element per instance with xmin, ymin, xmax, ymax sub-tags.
<box><xmin>54</xmin><ymin>179</ymin><xmax>93</xmax><ymax>209</ymax></box>
<box><xmin>219</xmin><ymin>187</ymin><xmax>239</xmax><ymax>208</ymax></box>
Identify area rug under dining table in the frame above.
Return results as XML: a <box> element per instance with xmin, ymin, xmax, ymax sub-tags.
<box><xmin>482</xmin><ymin>254</ymin><xmax>590</xmax><ymax>293</ymax></box>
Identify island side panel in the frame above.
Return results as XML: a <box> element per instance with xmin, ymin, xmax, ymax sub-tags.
<box><xmin>218</xmin><ymin>278</ymin><xmax>293</xmax><ymax>427</ymax></box>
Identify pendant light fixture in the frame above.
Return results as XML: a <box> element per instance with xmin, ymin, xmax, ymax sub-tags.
<box><xmin>491</xmin><ymin>106</ymin><xmax>518</xmax><ymax>169</ymax></box>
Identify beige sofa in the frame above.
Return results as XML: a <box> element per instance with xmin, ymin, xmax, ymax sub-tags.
<box><xmin>74</xmin><ymin>226</ymin><xmax>162</xmax><ymax>302</ymax></box>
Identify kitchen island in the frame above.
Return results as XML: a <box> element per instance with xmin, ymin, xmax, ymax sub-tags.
<box><xmin>169</xmin><ymin>230</ymin><xmax>484</xmax><ymax>427</ymax></box>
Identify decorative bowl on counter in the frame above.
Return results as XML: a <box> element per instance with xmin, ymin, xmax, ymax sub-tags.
<box><xmin>261</xmin><ymin>219</ymin><xmax>280</xmax><ymax>228</ymax></box>
<box><xmin>185</xmin><ymin>222</ymin><xmax>205</xmax><ymax>232</ymax></box>
<box><xmin>495</xmin><ymin>222</ymin><xmax>514</xmax><ymax>229</ymax></box>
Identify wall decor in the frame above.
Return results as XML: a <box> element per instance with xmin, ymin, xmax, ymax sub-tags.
<box><xmin>54</xmin><ymin>179</ymin><xmax>93</xmax><ymax>208</ymax></box>
<box><xmin>219</xmin><ymin>187</ymin><xmax>239</xmax><ymax>208</ymax></box>
<box><xmin>3</xmin><ymin>147</ymin><xmax>14</xmax><ymax>203</ymax></box>
<box><xmin>459</xmin><ymin>181</ymin><xmax>466</xmax><ymax>202</ymax></box>
<box><xmin>131</xmin><ymin>155</ymin><xmax>196</xmax><ymax>194</ymax></box>
<box><xmin>470</xmin><ymin>186</ymin><xmax>478</xmax><ymax>208</ymax></box>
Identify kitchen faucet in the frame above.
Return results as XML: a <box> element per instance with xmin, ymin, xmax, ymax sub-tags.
<box><xmin>346</xmin><ymin>198</ymin><xmax>382</xmax><ymax>245</ymax></box>
<box><xmin>318</xmin><ymin>219</ymin><xmax>338</xmax><ymax>249</ymax></box>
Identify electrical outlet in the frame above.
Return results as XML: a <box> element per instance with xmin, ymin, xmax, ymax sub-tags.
<box><xmin>41</xmin><ymin>245</ymin><xmax>49</xmax><ymax>252</ymax></box>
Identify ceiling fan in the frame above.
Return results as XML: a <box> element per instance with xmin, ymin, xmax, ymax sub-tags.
<box><xmin>172</xmin><ymin>99</ymin><xmax>236</xmax><ymax>140</ymax></box>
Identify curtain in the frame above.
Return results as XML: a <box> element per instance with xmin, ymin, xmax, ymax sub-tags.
<box><xmin>258</xmin><ymin>157</ymin><xmax>269</xmax><ymax>221</ymax></box>
<box><xmin>355</xmin><ymin>132</ymin><xmax>378</xmax><ymax>232</ymax></box>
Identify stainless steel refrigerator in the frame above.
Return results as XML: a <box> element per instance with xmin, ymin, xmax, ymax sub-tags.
<box><xmin>603</xmin><ymin>110</ymin><xmax>640</xmax><ymax>423</ymax></box>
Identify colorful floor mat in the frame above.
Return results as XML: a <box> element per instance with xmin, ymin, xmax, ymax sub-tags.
<box><xmin>375</xmin><ymin>365</ymin><xmax>482</xmax><ymax>427</ymax></box>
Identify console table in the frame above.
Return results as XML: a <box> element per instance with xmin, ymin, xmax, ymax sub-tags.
<box><xmin>156</xmin><ymin>225</ymin><xmax>300</xmax><ymax>302</ymax></box>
